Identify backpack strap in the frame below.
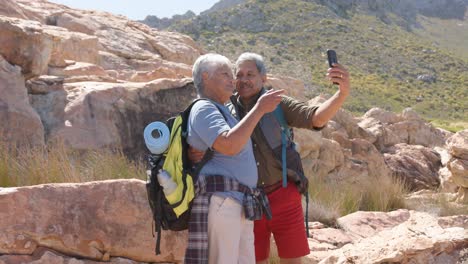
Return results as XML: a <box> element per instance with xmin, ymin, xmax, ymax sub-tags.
<box><xmin>272</xmin><ymin>105</ymin><xmax>290</xmax><ymax>188</ymax></box>
<box><xmin>151</xmin><ymin>99</ymin><xmax>231</xmax><ymax>255</ymax></box>
<box><xmin>273</xmin><ymin>104</ymin><xmax>291</xmax><ymax>138</ymax></box>
<box><xmin>185</xmin><ymin>99</ymin><xmax>229</xmax><ymax>180</ymax></box>
<box><xmin>273</xmin><ymin>104</ymin><xmax>310</xmax><ymax>238</ymax></box>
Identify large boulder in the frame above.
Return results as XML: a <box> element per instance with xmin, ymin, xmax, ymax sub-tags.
<box><xmin>448</xmin><ymin>158</ymin><xmax>468</xmax><ymax>203</ymax></box>
<box><xmin>0</xmin><ymin>17</ymin><xmax>52</xmax><ymax>77</ymax></box>
<box><xmin>358</xmin><ymin>116</ymin><xmax>400</xmax><ymax>149</ymax></box>
<box><xmin>317</xmin><ymin>211</ymin><xmax>468</xmax><ymax>264</ymax></box>
<box><xmin>45</xmin><ymin>79</ymin><xmax>197</xmax><ymax>154</ymax></box>
<box><xmin>358</xmin><ymin>108</ymin><xmax>450</xmax><ymax>150</ymax></box>
<box><xmin>302</xmin><ymin>138</ymin><xmax>344</xmax><ymax>180</ymax></box>
<box><xmin>48</xmin><ymin>61</ymin><xmax>107</xmax><ymax>77</ymax></box>
<box><xmin>0</xmin><ymin>0</ymin><xmax>207</xmax><ymax>156</ymax></box>
<box><xmin>383</xmin><ymin>143</ymin><xmax>441</xmax><ymax>191</ymax></box>
<box><xmin>0</xmin><ymin>0</ymin><xmax>30</xmax><ymax>19</ymax></box>
<box><xmin>265</xmin><ymin>75</ymin><xmax>307</xmax><ymax>101</ymax></box>
<box><xmin>336</xmin><ymin>210</ymin><xmax>411</xmax><ymax>241</ymax></box>
<box><xmin>0</xmin><ymin>16</ymin><xmax>99</xmax><ymax>78</ymax></box>
<box><xmin>26</xmin><ymin>73</ymin><xmax>198</xmax><ymax>155</ymax></box>
<box><xmin>1</xmin><ymin>0</ymin><xmax>203</xmax><ymax>81</ymax></box>
<box><xmin>0</xmin><ymin>55</ymin><xmax>44</xmax><ymax>147</ymax></box>
<box><xmin>361</xmin><ymin>107</ymin><xmax>401</xmax><ymax>124</ymax></box>
<box><xmin>447</xmin><ymin>129</ymin><xmax>468</xmax><ymax>160</ymax></box>
<box><xmin>2</xmin><ymin>181</ymin><xmax>466</xmax><ymax>264</ymax></box>
<box><xmin>27</xmin><ymin>75</ymin><xmax>67</xmax><ymax>138</ymax></box>
<box><xmin>0</xmin><ymin>249</ymin><xmax>142</xmax><ymax>264</ymax></box>
<box><xmin>0</xmin><ymin>180</ymin><xmax>187</xmax><ymax>263</ymax></box>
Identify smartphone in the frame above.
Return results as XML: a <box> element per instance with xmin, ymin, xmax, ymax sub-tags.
<box><xmin>327</xmin><ymin>49</ymin><xmax>338</xmax><ymax>68</ymax></box>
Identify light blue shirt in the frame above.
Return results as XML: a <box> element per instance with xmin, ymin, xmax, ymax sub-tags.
<box><xmin>187</xmin><ymin>99</ymin><xmax>258</xmax><ymax>202</ymax></box>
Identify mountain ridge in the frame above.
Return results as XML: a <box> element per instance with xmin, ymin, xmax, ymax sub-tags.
<box><xmin>142</xmin><ymin>0</ymin><xmax>468</xmax><ymax>127</ymax></box>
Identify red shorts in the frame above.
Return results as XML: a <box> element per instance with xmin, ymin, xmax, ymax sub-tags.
<box><xmin>254</xmin><ymin>183</ymin><xmax>309</xmax><ymax>261</ymax></box>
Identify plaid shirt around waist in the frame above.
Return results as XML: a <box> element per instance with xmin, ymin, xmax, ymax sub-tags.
<box><xmin>184</xmin><ymin>175</ymin><xmax>272</xmax><ymax>264</ymax></box>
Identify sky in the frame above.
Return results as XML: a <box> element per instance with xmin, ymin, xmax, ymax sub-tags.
<box><xmin>48</xmin><ymin>0</ymin><xmax>220</xmax><ymax>20</ymax></box>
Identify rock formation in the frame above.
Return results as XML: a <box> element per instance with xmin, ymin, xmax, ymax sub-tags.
<box><xmin>446</xmin><ymin>130</ymin><xmax>468</xmax><ymax>203</ymax></box>
<box><xmin>0</xmin><ymin>180</ymin><xmax>186</xmax><ymax>263</ymax></box>
<box><xmin>1</xmin><ymin>182</ymin><xmax>466</xmax><ymax>263</ymax></box>
<box><xmin>0</xmin><ymin>0</ymin><xmax>202</xmax><ymax>153</ymax></box>
<box><xmin>0</xmin><ymin>0</ymin><xmax>467</xmax><ymax>263</ymax></box>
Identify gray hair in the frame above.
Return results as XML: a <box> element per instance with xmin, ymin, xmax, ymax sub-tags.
<box><xmin>235</xmin><ymin>52</ymin><xmax>267</xmax><ymax>76</ymax></box>
<box><xmin>192</xmin><ymin>53</ymin><xmax>232</xmax><ymax>96</ymax></box>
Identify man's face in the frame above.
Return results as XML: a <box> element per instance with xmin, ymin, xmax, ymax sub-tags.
<box><xmin>204</xmin><ymin>64</ymin><xmax>234</xmax><ymax>100</ymax></box>
<box><xmin>235</xmin><ymin>60</ymin><xmax>266</xmax><ymax>100</ymax></box>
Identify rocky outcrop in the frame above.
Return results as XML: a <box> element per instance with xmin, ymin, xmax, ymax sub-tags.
<box><xmin>336</xmin><ymin>210</ymin><xmax>411</xmax><ymax>240</ymax></box>
<box><xmin>357</xmin><ymin>107</ymin><xmax>448</xmax><ymax>150</ymax></box>
<box><xmin>0</xmin><ymin>180</ymin><xmax>187</xmax><ymax>263</ymax></box>
<box><xmin>383</xmin><ymin>143</ymin><xmax>442</xmax><ymax>191</ymax></box>
<box><xmin>446</xmin><ymin>130</ymin><xmax>468</xmax><ymax>203</ymax></box>
<box><xmin>39</xmin><ymin>79</ymin><xmax>196</xmax><ymax>154</ymax></box>
<box><xmin>201</xmin><ymin>0</ymin><xmax>246</xmax><ymax>15</ymax></box>
<box><xmin>265</xmin><ymin>74</ymin><xmax>307</xmax><ymax>101</ymax></box>
<box><xmin>0</xmin><ymin>55</ymin><xmax>44</xmax><ymax>147</ymax></box>
<box><xmin>320</xmin><ymin>0</ymin><xmax>467</xmax><ymax>21</ymax></box>
<box><xmin>0</xmin><ymin>0</ymin><xmax>461</xmax><ymax>172</ymax></box>
<box><xmin>1</xmin><ymin>182</ymin><xmax>466</xmax><ymax>263</ymax></box>
<box><xmin>1</xmin><ymin>0</ymin><xmax>466</xmax><ymax>263</ymax></box>
<box><xmin>0</xmin><ymin>16</ymin><xmax>99</xmax><ymax>78</ymax></box>
<box><xmin>0</xmin><ymin>0</ymin><xmax>203</xmax><ymax>153</ymax></box>
<box><xmin>317</xmin><ymin>211</ymin><xmax>468</xmax><ymax>264</ymax></box>
<box><xmin>447</xmin><ymin>130</ymin><xmax>468</xmax><ymax>160</ymax></box>
<box><xmin>0</xmin><ymin>249</ymin><xmax>143</xmax><ymax>264</ymax></box>
<box><xmin>296</xmin><ymin>104</ymin><xmax>452</xmax><ymax>196</ymax></box>
<box><xmin>26</xmin><ymin>75</ymin><xmax>197</xmax><ymax>154</ymax></box>
<box><xmin>0</xmin><ymin>0</ymin><xmax>30</xmax><ymax>20</ymax></box>
<box><xmin>141</xmin><ymin>11</ymin><xmax>196</xmax><ymax>30</ymax></box>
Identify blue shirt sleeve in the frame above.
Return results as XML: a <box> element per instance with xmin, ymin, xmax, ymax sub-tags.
<box><xmin>187</xmin><ymin>100</ymin><xmax>231</xmax><ymax>151</ymax></box>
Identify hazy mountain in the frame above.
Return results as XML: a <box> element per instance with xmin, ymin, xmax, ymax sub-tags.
<box><xmin>143</xmin><ymin>0</ymin><xmax>467</xmax><ymax>125</ymax></box>
<box><xmin>141</xmin><ymin>10</ymin><xmax>196</xmax><ymax>29</ymax></box>
<box><xmin>141</xmin><ymin>0</ymin><xmax>245</xmax><ymax>29</ymax></box>
<box><xmin>200</xmin><ymin>0</ymin><xmax>246</xmax><ymax>15</ymax></box>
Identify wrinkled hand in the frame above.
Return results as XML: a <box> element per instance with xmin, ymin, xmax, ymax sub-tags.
<box><xmin>326</xmin><ymin>63</ymin><xmax>350</xmax><ymax>97</ymax></box>
<box><xmin>188</xmin><ymin>146</ymin><xmax>205</xmax><ymax>164</ymax></box>
<box><xmin>255</xmin><ymin>89</ymin><xmax>285</xmax><ymax>114</ymax></box>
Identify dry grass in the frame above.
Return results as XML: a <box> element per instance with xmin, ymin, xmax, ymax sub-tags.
<box><xmin>307</xmin><ymin>174</ymin><xmax>408</xmax><ymax>226</ymax></box>
<box><xmin>430</xmin><ymin>120</ymin><xmax>468</xmax><ymax>133</ymax></box>
<box><xmin>437</xmin><ymin>193</ymin><xmax>468</xmax><ymax>217</ymax></box>
<box><xmin>0</xmin><ymin>140</ymin><xmax>146</xmax><ymax>187</ymax></box>
<box><xmin>405</xmin><ymin>190</ymin><xmax>468</xmax><ymax>217</ymax></box>
<box><xmin>269</xmin><ymin>174</ymin><xmax>408</xmax><ymax>262</ymax></box>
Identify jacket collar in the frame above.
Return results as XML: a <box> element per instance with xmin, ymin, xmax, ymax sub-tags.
<box><xmin>234</xmin><ymin>87</ymin><xmax>266</xmax><ymax>111</ymax></box>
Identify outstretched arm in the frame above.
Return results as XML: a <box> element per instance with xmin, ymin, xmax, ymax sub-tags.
<box><xmin>312</xmin><ymin>63</ymin><xmax>350</xmax><ymax>128</ymax></box>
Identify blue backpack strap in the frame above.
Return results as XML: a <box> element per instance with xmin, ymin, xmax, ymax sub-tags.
<box><xmin>273</xmin><ymin>104</ymin><xmax>291</xmax><ymax>138</ymax></box>
<box><xmin>272</xmin><ymin>105</ymin><xmax>290</xmax><ymax>188</ymax></box>
<box><xmin>273</xmin><ymin>104</ymin><xmax>310</xmax><ymax>237</ymax></box>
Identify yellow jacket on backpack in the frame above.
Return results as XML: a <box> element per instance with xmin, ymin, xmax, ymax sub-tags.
<box><xmin>162</xmin><ymin>116</ymin><xmax>195</xmax><ymax>217</ymax></box>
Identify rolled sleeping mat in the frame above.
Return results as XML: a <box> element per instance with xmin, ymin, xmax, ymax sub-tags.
<box><xmin>144</xmin><ymin>121</ymin><xmax>170</xmax><ymax>154</ymax></box>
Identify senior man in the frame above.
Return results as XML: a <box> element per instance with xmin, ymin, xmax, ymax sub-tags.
<box><xmin>233</xmin><ymin>52</ymin><xmax>350</xmax><ymax>264</ymax></box>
